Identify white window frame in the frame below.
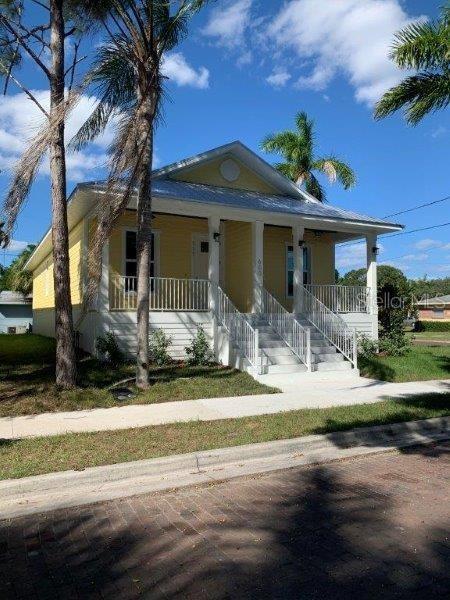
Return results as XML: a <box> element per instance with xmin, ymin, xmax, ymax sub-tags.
<box><xmin>122</xmin><ymin>228</ymin><xmax>160</xmax><ymax>281</ymax></box>
<box><xmin>285</xmin><ymin>242</ymin><xmax>311</xmax><ymax>298</ymax></box>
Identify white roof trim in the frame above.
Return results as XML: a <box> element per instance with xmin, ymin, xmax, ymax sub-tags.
<box><xmin>152</xmin><ymin>140</ymin><xmax>316</xmax><ymax>202</ymax></box>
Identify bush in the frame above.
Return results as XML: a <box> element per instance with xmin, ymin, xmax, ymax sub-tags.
<box><xmin>149</xmin><ymin>329</ymin><xmax>172</xmax><ymax>366</ymax></box>
<box><xmin>415</xmin><ymin>320</ymin><xmax>450</xmax><ymax>332</ymax></box>
<box><xmin>378</xmin><ymin>332</ymin><xmax>411</xmax><ymax>356</ymax></box>
<box><xmin>357</xmin><ymin>334</ymin><xmax>378</xmax><ymax>359</ymax></box>
<box><xmin>96</xmin><ymin>332</ymin><xmax>124</xmax><ymax>365</ymax></box>
<box><xmin>185</xmin><ymin>326</ymin><xmax>214</xmax><ymax>366</ymax></box>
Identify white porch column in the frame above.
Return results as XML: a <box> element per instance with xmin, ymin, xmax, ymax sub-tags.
<box><xmin>366</xmin><ymin>233</ymin><xmax>378</xmax><ymax>315</ymax></box>
<box><xmin>99</xmin><ymin>240</ymin><xmax>110</xmax><ymax>313</ymax></box>
<box><xmin>208</xmin><ymin>216</ymin><xmax>220</xmax><ymax>313</ymax></box>
<box><xmin>252</xmin><ymin>221</ymin><xmax>264</xmax><ymax>313</ymax></box>
<box><xmin>292</xmin><ymin>225</ymin><xmax>305</xmax><ymax>314</ymax></box>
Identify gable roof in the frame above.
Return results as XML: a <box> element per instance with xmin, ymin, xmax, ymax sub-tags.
<box><xmin>153</xmin><ymin>140</ymin><xmax>318</xmax><ymax>201</ymax></box>
<box><xmin>416</xmin><ymin>294</ymin><xmax>450</xmax><ymax>306</ymax></box>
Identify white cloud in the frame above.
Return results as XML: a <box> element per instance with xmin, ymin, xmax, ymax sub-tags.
<box><xmin>161</xmin><ymin>53</ymin><xmax>210</xmax><ymax>89</ymax></box>
<box><xmin>267</xmin><ymin>0</ymin><xmax>425</xmax><ymax>105</ymax></box>
<box><xmin>266</xmin><ymin>68</ymin><xmax>291</xmax><ymax>88</ymax></box>
<box><xmin>414</xmin><ymin>239</ymin><xmax>450</xmax><ymax>250</ymax></box>
<box><xmin>336</xmin><ymin>241</ymin><xmax>385</xmax><ymax>271</ymax></box>
<box><xmin>0</xmin><ymin>90</ymin><xmax>116</xmax><ymax>182</ymax></box>
<box><xmin>431</xmin><ymin>126</ymin><xmax>447</xmax><ymax>139</ymax></box>
<box><xmin>5</xmin><ymin>239</ymin><xmax>30</xmax><ymax>252</ymax></box>
<box><xmin>398</xmin><ymin>253</ymin><xmax>428</xmax><ymax>261</ymax></box>
<box><xmin>202</xmin><ymin>0</ymin><xmax>253</xmax><ymax>48</ymax></box>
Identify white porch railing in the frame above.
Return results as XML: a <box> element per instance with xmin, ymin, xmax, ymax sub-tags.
<box><xmin>110</xmin><ymin>276</ymin><xmax>210</xmax><ymax>311</ymax></box>
<box><xmin>262</xmin><ymin>288</ymin><xmax>311</xmax><ymax>371</ymax></box>
<box><xmin>301</xmin><ymin>285</ymin><xmax>357</xmax><ymax>367</ymax></box>
<box><xmin>216</xmin><ymin>285</ymin><xmax>260</xmax><ymax>372</ymax></box>
<box><xmin>305</xmin><ymin>284</ymin><xmax>370</xmax><ymax>314</ymax></box>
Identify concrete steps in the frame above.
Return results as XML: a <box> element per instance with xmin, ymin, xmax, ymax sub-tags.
<box><xmin>255</xmin><ymin>316</ymin><xmax>354</xmax><ymax>375</ymax></box>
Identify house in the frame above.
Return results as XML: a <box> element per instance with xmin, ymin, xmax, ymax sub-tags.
<box><xmin>25</xmin><ymin>141</ymin><xmax>402</xmax><ymax>375</ymax></box>
<box><xmin>0</xmin><ymin>291</ymin><xmax>33</xmax><ymax>334</ymax></box>
<box><xmin>416</xmin><ymin>295</ymin><xmax>450</xmax><ymax>322</ymax></box>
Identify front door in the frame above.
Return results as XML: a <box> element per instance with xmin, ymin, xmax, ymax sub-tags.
<box><xmin>192</xmin><ymin>234</ymin><xmax>209</xmax><ymax>280</ymax></box>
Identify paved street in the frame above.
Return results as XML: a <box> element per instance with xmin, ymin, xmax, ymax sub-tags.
<box><xmin>1</xmin><ymin>444</ymin><xmax>449</xmax><ymax>599</ymax></box>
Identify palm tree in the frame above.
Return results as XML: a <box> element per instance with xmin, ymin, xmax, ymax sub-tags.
<box><xmin>73</xmin><ymin>0</ymin><xmax>207</xmax><ymax>388</ymax></box>
<box><xmin>374</xmin><ymin>6</ymin><xmax>450</xmax><ymax>124</ymax></box>
<box><xmin>0</xmin><ymin>0</ymin><xmax>97</xmax><ymax>388</ymax></box>
<box><xmin>261</xmin><ymin>111</ymin><xmax>356</xmax><ymax>202</ymax></box>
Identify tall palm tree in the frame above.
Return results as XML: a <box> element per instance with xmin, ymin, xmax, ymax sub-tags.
<box><xmin>73</xmin><ymin>0</ymin><xmax>207</xmax><ymax>388</ymax></box>
<box><xmin>374</xmin><ymin>6</ymin><xmax>450</xmax><ymax>124</ymax></box>
<box><xmin>261</xmin><ymin>111</ymin><xmax>356</xmax><ymax>203</ymax></box>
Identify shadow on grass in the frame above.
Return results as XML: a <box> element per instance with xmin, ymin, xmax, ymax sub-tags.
<box><xmin>358</xmin><ymin>356</ymin><xmax>396</xmax><ymax>382</ymax></box>
<box><xmin>0</xmin><ymin>445</ymin><xmax>448</xmax><ymax>598</ymax></box>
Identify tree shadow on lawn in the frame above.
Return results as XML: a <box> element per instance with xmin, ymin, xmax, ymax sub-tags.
<box><xmin>0</xmin><ymin>446</ymin><xmax>448</xmax><ymax>598</ymax></box>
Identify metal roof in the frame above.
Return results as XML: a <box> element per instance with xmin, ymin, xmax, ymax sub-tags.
<box><xmin>146</xmin><ymin>179</ymin><xmax>402</xmax><ymax>228</ymax></box>
<box><xmin>0</xmin><ymin>291</ymin><xmax>32</xmax><ymax>305</ymax></box>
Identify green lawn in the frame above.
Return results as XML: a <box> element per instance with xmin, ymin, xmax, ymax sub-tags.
<box><xmin>359</xmin><ymin>345</ymin><xmax>450</xmax><ymax>382</ymax></box>
<box><xmin>410</xmin><ymin>331</ymin><xmax>450</xmax><ymax>343</ymax></box>
<box><xmin>1</xmin><ymin>392</ymin><xmax>448</xmax><ymax>480</ymax></box>
<box><xmin>0</xmin><ymin>334</ymin><xmax>277</xmax><ymax>418</ymax></box>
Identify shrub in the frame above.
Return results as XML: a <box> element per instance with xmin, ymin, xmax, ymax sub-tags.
<box><xmin>149</xmin><ymin>329</ymin><xmax>173</xmax><ymax>366</ymax></box>
<box><xmin>378</xmin><ymin>332</ymin><xmax>411</xmax><ymax>356</ymax></box>
<box><xmin>96</xmin><ymin>332</ymin><xmax>124</xmax><ymax>365</ymax></box>
<box><xmin>357</xmin><ymin>333</ymin><xmax>378</xmax><ymax>359</ymax></box>
<box><xmin>185</xmin><ymin>326</ymin><xmax>214</xmax><ymax>366</ymax></box>
<box><xmin>415</xmin><ymin>320</ymin><xmax>450</xmax><ymax>332</ymax></box>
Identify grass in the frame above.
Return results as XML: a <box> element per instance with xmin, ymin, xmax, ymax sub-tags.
<box><xmin>0</xmin><ymin>334</ymin><xmax>277</xmax><ymax>418</ymax></box>
<box><xmin>359</xmin><ymin>345</ymin><xmax>450</xmax><ymax>382</ymax></box>
<box><xmin>409</xmin><ymin>331</ymin><xmax>450</xmax><ymax>343</ymax></box>
<box><xmin>1</xmin><ymin>392</ymin><xmax>448</xmax><ymax>480</ymax></box>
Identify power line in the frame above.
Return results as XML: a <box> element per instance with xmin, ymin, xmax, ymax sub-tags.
<box><xmin>383</xmin><ymin>194</ymin><xmax>450</xmax><ymax>218</ymax></box>
<box><xmin>338</xmin><ymin>220</ymin><xmax>450</xmax><ymax>248</ymax></box>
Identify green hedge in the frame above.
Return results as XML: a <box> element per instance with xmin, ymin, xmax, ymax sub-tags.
<box><xmin>415</xmin><ymin>320</ymin><xmax>450</xmax><ymax>332</ymax></box>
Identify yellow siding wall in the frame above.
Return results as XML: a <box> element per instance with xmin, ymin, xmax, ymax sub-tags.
<box><xmin>32</xmin><ymin>220</ymin><xmax>84</xmax><ymax>309</ymax></box>
<box><xmin>264</xmin><ymin>226</ymin><xmax>335</xmax><ymax>310</ymax></box>
<box><xmin>172</xmin><ymin>155</ymin><xmax>278</xmax><ymax>194</ymax></box>
<box><xmin>224</xmin><ymin>221</ymin><xmax>253</xmax><ymax>312</ymax></box>
<box><xmin>108</xmin><ymin>211</ymin><xmax>208</xmax><ymax>279</ymax></box>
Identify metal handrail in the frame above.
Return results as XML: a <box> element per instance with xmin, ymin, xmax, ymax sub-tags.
<box><xmin>216</xmin><ymin>285</ymin><xmax>260</xmax><ymax>372</ymax></box>
<box><xmin>262</xmin><ymin>287</ymin><xmax>311</xmax><ymax>371</ymax></box>
<box><xmin>301</xmin><ymin>285</ymin><xmax>357</xmax><ymax>367</ymax></box>
<box><xmin>305</xmin><ymin>284</ymin><xmax>370</xmax><ymax>314</ymax></box>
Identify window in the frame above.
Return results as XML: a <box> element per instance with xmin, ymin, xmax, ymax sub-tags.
<box><xmin>432</xmin><ymin>308</ymin><xmax>445</xmax><ymax>319</ymax></box>
<box><xmin>286</xmin><ymin>245</ymin><xmax>310</xmax><ymax>297</ymax></box>
<box><xmin>124</xmin><ymin>230</ymin><xmax>158</xmax><ymax>290</ymax></box>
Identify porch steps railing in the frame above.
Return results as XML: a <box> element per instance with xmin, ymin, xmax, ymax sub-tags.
<box><xmin>216</xmin><ymin>285</ymin><xmax>260</xmax><ymax>372</ymax></box>
<box><xmin>301</xmin><ymin>285</ymin><xmax>357</xmax><ymax>368</ymax></box>
<box><xmin>261</xmin><ymin>287</ymin><xmax>311</xmax><ymax>371</ymax></box>
<box><xmin>305</xmin><ymin>284</ymin><xmax>370</xmax><ymax>314</ymax></box>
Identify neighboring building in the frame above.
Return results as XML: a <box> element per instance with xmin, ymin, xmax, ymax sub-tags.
<box><xmin>416</xmin><ymin>295</ymin><xmax>450</xmax><ymax>322</ymax></box>
<box><xmin>0</xmin><ymin>291</ymin><xmax>33</xmax><ymax>333</ymax></box>
<box><xmin>25</xmin><ymin>141</ymin><xmax>402</xmax><ymax>376</ymax></box>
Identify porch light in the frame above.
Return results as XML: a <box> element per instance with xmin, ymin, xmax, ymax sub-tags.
<box><xmin>213</xmin><ymin>231</ymin><xmax>221</xmax><ymax>243</ymax></box>
<box><xmin>298</xmin><ymin>239</ymin><xmax>305</xmax><ymax>247</ymax></box>
<box><xmin>372</xmin><ymin>246</ymin><xmax>380</xmax><ymax>255</ymax></box>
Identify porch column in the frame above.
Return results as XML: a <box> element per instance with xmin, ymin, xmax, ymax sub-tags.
<box><xmin>292</xmin><ymin>225</ymin><xmax>305</xmax><ymax>314</ymax></box>
<box><xmin>99</xmin><ymin>240</ymin><xmax>110</xmax><ymax>312</ymax></box>
<box><xmin>366</xmin><ymin>233</ymin><xmax>378</xmax><ymax>315</ymax></box>
<box><xmin>208</xmin><ymin>216</ymin><xmax>220</xmax><ymax>313</ymax></box>
<box><xmin>252</xmin><ymin>221</ymin><xmax>264</xmax><ymax>313</ymax></box>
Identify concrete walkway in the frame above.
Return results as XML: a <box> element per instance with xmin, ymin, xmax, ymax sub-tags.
<box><xmin>1</xmin><ymin>375</ymin><xmax>449</xmax><ymax>440</ymax></box>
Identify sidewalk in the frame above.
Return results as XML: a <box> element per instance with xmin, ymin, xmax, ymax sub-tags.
<box><xmin>1</xmin><ymin>375</ymin><xmax>449</xmax><ymax>439</ymax></box>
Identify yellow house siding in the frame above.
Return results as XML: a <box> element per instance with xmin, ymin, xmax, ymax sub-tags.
<box><xmin>172</xmin><ymin>155</ymin><xmax>279</xmax><ymax>194</ymax></box>
<box><xmin>108</xmin><ymin>211</ymin><xmax>208</xmax><ymax>279</ymax></box>
<box><xmin>32</xmin><ymin>220</ymin><xmax>84</xmax><ymax>309</ymax></box>
<box><xmin>224</xmin><ymin>221</ymin><xmax>253</xmax><ymax>312</ymax></box>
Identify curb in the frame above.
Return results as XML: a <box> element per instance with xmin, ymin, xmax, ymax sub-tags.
<box><xmin>0</xmin><ymin>416</ymin><xmax>448</xmax><ymax>519</ymax></box>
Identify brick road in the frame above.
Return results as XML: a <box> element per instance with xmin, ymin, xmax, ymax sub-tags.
<box><xmin>1</xmin><ymin>443</ymin><xmax>449</xmax><ymax>599</ymax></box>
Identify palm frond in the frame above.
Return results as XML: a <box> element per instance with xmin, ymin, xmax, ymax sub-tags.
<box><xmin>295</xmin><ymin>111</ymin><xmax>314</xmax><ymax>153</ymax></box>
<box><xmin>305</xmin><ymin>173</ymin><xmax>325</xmax><ymax>203</ymax></box>
<box><xmin>261</xmin><ymin>131</ymin><xmax>299</xmax><ymax>160</ymax></box>
<box><xmin>314</xmin><ymin>157</ymin><xmax>356</xmax><ymax>189</ymax></box>
<box><xmin>391</xmin><ymin>18</ymin><xmax>449</xmax><ymax>70</ymax></box>
<box><xmin>374</xmin><ymin>71</ymin><xmax>450</xmax><ymax>124</ymax></box>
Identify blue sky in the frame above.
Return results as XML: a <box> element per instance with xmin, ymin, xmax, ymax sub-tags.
<box><xmin>1</xmin><ymin>0</ymin><xmax>448</xmax><ymax>279</ymax></box>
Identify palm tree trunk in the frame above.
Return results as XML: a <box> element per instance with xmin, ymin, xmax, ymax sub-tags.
<box><xmin>135</xmin><ymin>87</ymin><xmax>154</xmax><ymax>389</ymax></box>
<box><xmin>49</xmin><ymin>0</ymin><xmax>77</xmax><ymax>389</ymax></box>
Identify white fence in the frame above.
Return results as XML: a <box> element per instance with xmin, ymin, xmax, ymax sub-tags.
<box><xmin>305</xmin><ymin>285</ymin><xmax>370</xmax><ymax>314</ymax></box>
<box><xmin>110</xmin><ymin>276</ymin><xmax>210</xmax><ymax>311</ymax></box>
<box><xmin>262</xmin><ymin>288</ymin><xmax>311</xmax><ymax>370</ymax></box>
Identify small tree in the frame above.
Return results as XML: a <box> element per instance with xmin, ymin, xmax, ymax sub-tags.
<box><xmin>0</xmin><ymin>244</ymin><xmax>35</xmax><ymax>295</ymax></box>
